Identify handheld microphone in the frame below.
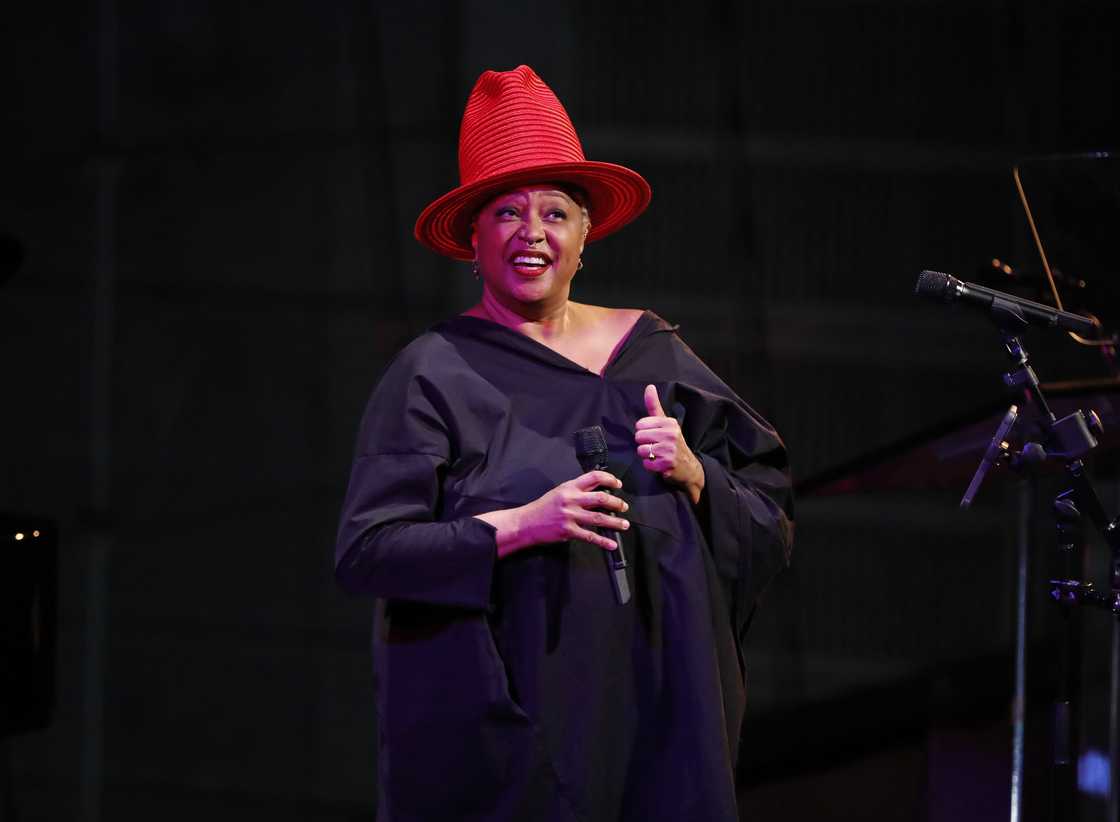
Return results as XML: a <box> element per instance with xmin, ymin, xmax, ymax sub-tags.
<box><xmin>914</xmin><ymin>270</ymin><xmax>1099</xmax><ymax>336</ymax></box>
<box><xmin>573</xmin><ymin>425</ymin><xmax>631</xmax><ymax>605</ymax></box>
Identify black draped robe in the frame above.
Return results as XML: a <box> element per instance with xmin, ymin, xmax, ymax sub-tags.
<box><xmin>335</xmin><ymin>311</ymin><xmax>793</xmax><ymax>822</ymax></box>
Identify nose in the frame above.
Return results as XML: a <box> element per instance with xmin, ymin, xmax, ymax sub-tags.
<box><xmin>520</xmin><ymin>212</ymin><xmax>545</xmax><ymax>244</ymax></box>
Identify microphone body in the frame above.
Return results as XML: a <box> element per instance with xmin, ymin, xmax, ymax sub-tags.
<box><xmin>914</xmin><ymin>270</ymin><xmax>1099</xmax><ymax>336</ymax></box>
<box><xmin>573</xmin><ymin>426</ymin><xmax>631</xmax><ymax>605</ymax></box>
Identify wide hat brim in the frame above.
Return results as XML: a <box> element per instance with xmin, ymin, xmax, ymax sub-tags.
<box><xmin>414</xmin><ymin>161</ymin><xmax>652</xmax><ymax>262</ymax></box>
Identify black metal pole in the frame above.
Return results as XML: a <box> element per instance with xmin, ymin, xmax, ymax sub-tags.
<box><xmin>1050</xmin><ymin>492</ymin><xmax>1082</xmax><ymax>822</ymax></box>
<box><xmin>1011</xmin><ymin>477</ymin><xmax>1033</xmax><ymax>822</ymax></box>
<box><xmin>1110</xmin><ymin>610</ymin><xmax>1120</xmax><ymax>822</ymax></box>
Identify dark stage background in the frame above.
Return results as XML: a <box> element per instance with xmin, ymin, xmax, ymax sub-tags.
<box><xmin>2</xmin><ymin>1</ymin><xmax>1118</xmax><ymax>820</ymax></box>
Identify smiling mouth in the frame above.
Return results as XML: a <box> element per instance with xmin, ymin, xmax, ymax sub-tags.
<box><xmin>509</xmin><ymin>253</ymin><xmax>552</xmax><ymax>275</ymax></box>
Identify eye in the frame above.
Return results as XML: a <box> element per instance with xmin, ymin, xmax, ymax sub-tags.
<box><xmin>546</xmin><ymin>208</ymin><xmax>568</xmax><ymax>220</ymax></box>
<box><xmin>494</xmin><ymin>205</ymin><xmax>518</xmax><ymax>218</ymax></box>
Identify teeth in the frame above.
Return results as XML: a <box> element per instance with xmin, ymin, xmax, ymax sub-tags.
<box><xmin>513</xmin><ymin>255</ymin><xmax>548</xmax><ymax>265</ymax></box>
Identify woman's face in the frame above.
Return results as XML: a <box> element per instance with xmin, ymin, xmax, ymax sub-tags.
<box><xmin>471</xmin><ymin>186</ymin><xmax>589</xmax><ymax>315</ymax></box>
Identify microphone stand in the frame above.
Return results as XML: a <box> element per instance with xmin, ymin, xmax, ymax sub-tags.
<box><xmin>963</xmin><ymin>323</ymin><xmax>1116</xmax><ymax>822</ymax></box>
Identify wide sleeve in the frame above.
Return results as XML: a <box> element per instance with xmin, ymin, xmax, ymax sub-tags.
<box><xmin>333</xmin><ymin>344</ymin><xmax>498</xmax><ymax>609</ymax></box>
<box><xmin>670</xmin><ymin>345</ymin><xmax>795</xmax><ymax>633</ymax></box>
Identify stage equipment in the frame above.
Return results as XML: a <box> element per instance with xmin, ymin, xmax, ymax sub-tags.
<box><xmin>960</xmin><ymin>405</ymin><xmax>1021</xmax><ymax>509</ymax></box>
<box><xmin>798</xmin><ymin>151</ymin><xmax>1117</xmax><ymax>819</ymax></box>
<box><xmin>796</xmin><ymin>375</ymin><xmax>1120</xmax><ymax>822</ymax></box>
<box><xmin>915</xmin><ymin>270</ymin><xmax>1100</xmax><ymax>337</ymax></box>
<box><xmin>910</xmin><ymin>151</ymin><xmax>1120</xmax><ymax>819</ymax></box>
<box><xmin>915</xmin><ymin>272</ymin><xmax>1119</xmax><ymax>822</ymax></box>
<box><xmin>995</xmin><ymin>150</ymin><xmax>1118</xmax><ymax>821</ymax></box>
<box><xmin>1</xmin><ymin>515</ymin><xmax>56</xmax><ymax>738</ymax></box>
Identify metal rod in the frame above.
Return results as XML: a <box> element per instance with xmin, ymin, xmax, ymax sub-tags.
<box><xmin>1110</xmin><ymin>477</ymin><xmax>1120</xmax><ymax>822</ymax></box>
<box><xmin>1110</xmin><ymin>613</ymin><xmax>1119</xmax><ymax>822</ymax></box>
<box><xmin>1012</xmin><ymin>478</ymin><xmax>1032</xmax><ymax>822</ymax></box>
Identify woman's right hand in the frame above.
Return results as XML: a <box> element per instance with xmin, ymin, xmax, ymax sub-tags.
<box><xmin>474</xmin><ymin>470</ymin><xmax>630</xmax><ymax>559</ymax></box>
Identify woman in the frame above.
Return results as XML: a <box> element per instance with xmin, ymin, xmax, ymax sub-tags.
<box><xmin>335</xmin><ymin>65</ymin><xmax>793</xmax><ymax>822</ymax></box>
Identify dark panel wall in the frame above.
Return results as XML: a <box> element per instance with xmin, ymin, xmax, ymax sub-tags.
<box><xmin>2</xmin><ymin>1</ymin><xmax>1116</xmax><ymax>819</ymax></box>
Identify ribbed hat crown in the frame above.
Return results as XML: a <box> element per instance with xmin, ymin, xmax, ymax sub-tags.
<box><xmin>458</xmin><ymin>66</ymin><xmax>586</xmax><ymax>184</ymax></box>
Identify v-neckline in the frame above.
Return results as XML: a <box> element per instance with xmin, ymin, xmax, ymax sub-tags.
<box><xmin>449</xmin><ymin>310</ymin><xmax>654</xmax><ymax>378</ymax></box>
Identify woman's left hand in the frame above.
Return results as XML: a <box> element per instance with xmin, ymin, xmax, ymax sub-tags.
<box><xmin>635</xmin><ymin>384</ymin><xmax>705</xmax><ymax>505</ymax></box>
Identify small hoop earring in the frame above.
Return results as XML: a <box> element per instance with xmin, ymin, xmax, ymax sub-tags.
<box><xmin>472</xmin><ymin>261</ymin><xmax>480</xmax><ymax>279</ymax></box>
<box><xmin>577</xmin><ymin>259</ymin><xmax>584</xmax><ymax>271</ymax></box>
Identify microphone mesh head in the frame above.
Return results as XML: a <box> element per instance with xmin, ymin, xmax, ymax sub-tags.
<box><xmin>574</xmin><ymin>425</ymin><xmax>608</xmax><ymax>470</ymax></box>
<box><xmin>915</xmin><ymin>270</ymin><xmax>951</xmax><ymax>299</ymax></box>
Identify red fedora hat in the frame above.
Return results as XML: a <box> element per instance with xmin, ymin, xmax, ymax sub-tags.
<box><xmin>414</xmin><ymin>65</ymin><xmax>652</xmax><ymax>261</ymax></box>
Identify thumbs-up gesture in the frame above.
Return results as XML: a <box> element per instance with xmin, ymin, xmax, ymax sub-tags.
<box><xmin>635</xmin><ymin>384</ymin><xmax>705</xmax><ymax>504</ymax></box>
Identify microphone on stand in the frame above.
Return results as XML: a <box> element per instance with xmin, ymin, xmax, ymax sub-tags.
<box><xmin>914</xmin><ymin>270</ymin><xmax>1100</xmax><ymax>336</ymax></box>
<box><xmin>573</xmin><ymin>425</ymin><xmax>631</xmax><ymax>605</ymax></box>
